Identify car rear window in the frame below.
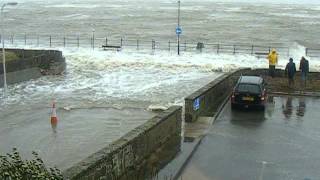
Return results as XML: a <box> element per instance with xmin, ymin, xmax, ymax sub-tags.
<box><xmin>236</xmin><ymin>84</ymin><xmax>261</xmax><ymax>94</ymax></box>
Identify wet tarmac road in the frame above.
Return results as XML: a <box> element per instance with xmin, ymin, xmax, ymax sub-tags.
<box><xmin>181</xmin><ymin>96</ymin><xmax>320</xmax><ymax>180</ymax></box>
<box><xmin>0</xmin><ymin>106</ymin><xmax>155</xmax><ymax>170</ymax></box>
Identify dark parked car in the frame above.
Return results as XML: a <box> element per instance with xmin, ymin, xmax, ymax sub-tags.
<box><xmin>231</xmin><ymin>76</ymin><xmax>267</xmax><ymax>110</ymax></box>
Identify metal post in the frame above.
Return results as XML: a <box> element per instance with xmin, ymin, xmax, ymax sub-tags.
<box><xmin>233</xmin><ymin>45</ymin><xmax>236</xmax><ymax>54</ymax></box>
<box><xmin>305</xmin><ymin>48</ymin><xmax>308</xmax><ymax>57</ymax></box>
<box><xmin>105</xmin><ymin>37</ymin><xmax>108</xmax><ymax>46</ymax></box>
<box><xmin>120</xmin><ymin>38</ymin><xmax>123</xmax><ymax>47</ymax></box>
<box><xmin>77</xmin><ymin>34</ymin><xmax>80</xmax><ymax>48</ymax></box>
<box><xmin>1</xmin><ymin>6</ymin><xmax>7</xmax><ymax>95</ymax></box>
<box><xmin>49</xmin><ymin>35</ymin><xmax>52</xmax><ymax>47</ymax></box>
<box><xmin>37</xmin><ymin>35</ymin><xmax>39</xmax><ymax>47</ymax></box>
<box><xmin>63</xmin><ymin>36</ymin><xmax>66</xmax><ymax>47</ymax></box>
<box><xmin>251</xmin><ymin>45</ymin><xmax>254</xmax><ymax>55</ymax></box>
<box><xmin>24</xmin><ymin>33</ymin><xmax>26</xmax><ymax>46</ymax></box>
<box><xmin>137</xmin><ymin>39</ymin><xmax>139</xmax><ymax>50</ymax></box>
<box><xmin>184</xmin><ymin>40</ymin><xmax>187</xmax><ymax>51</ymax></box>
<box><xmin>152</xmin><ymin>39</ymin><xmax>155</xmax><ymax>50</ymax></box>
<box><xmin>217</xmin><ymin>44</ymin><xmax>220</xmax><ymax>54</ymax></box>
<box><xmin>1</xmin><ymin>2</ymin><xmax>18</xmax><ymax>96</ymax></box>
<box><xmin>92</xmin><ymin>30</ymin><xmax>95</xmax><ymax>50</ymax></box>
<box><xmin>177</xmin><ymin>0</ymin><xmax>181</xmax><ymax>55</ymax></box>
<box><xmin>169</xmin><ymin>41</ymin><xmax>171</xmax><ymax>51</ymax></box>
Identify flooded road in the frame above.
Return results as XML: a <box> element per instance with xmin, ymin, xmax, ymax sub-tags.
<box><xmin>181</xmin><ymin>96</ymin><xmax>320</xmax><ymax>180</ymax></box>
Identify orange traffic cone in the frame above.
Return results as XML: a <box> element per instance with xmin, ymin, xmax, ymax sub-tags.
<box><xmin>50</xmin><ymin>101</ymin><xmax>58</xmax><ymax>125</ymax></box>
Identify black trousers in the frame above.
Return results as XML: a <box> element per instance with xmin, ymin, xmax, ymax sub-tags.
<box><xmin>269</xmin><ymin>65</ymin><xmax>275</xmax><ymax>78</ymax></box>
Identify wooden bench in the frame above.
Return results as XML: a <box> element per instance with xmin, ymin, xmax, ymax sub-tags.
<box><xmin>255</xmin><ymin>52</ymin><xmax>269</xmax><ymax>59</ymax></box>
<box><xmin>102</xmin><ymin>45</ymin><xmax>122</xmax><ymax>51</ymax></box>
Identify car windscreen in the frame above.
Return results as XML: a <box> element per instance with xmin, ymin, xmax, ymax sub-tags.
<box><xmin>236</xmin><ymin>83</ymin><xmax>261</xmax><ymax>94</ymax></box>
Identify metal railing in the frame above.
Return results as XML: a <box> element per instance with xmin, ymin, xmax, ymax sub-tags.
<box><xmin>0</xmin><ymin>34</ymin><xmax>319</xmax><ymax>57</ymax></box>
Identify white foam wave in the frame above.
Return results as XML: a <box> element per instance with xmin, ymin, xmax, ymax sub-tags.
<box><xmin>269</xmin><ymin>12</ymin><xmax>320</xmax><ymax>19</ymax></box>
<box><xmin>45</xmin><ymin>4</ymin><xmax>100</xmax><ymax>9</ymax></box>
<box><xmin>2</xmin><ymin>43</ymin><xmax>320</xmax><ymax>110</ymax></box>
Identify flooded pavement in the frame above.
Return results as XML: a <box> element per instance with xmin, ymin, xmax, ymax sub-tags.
<box><xmin>181</xmin><ymin>96</ymin><xmax>320</xmax><ymax>180</ymax></box>
<box><xmin>0</xmin><ymin>106</ymin><xmax>155</xmax><ymax>170</ymax></box>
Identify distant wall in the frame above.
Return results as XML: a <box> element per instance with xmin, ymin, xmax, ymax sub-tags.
<box><xmin>63</xmin><ymin>106</ymin><xmax>182</xmax><ymax>180</ymax></box>
<box><xmin>0</xmin><ymin>48</ymin><xmax>65</xmax><ymax>87</ymax></box>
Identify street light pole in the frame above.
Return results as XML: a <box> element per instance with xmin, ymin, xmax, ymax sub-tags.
<box><xmin>1</xmin><ymin>2</ymin><xmax>17</xmax><ymax>97</ymax></box>
<box><xmin>177</xmin><ymin>0</ymin><xmax>180</xmax><ymax>55</ymax></box>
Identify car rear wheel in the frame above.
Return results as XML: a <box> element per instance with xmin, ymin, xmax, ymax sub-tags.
<box><xmin>259</xmin><ymin>105</ymin><xmax>265</xmax><ymax>111</ymax></box>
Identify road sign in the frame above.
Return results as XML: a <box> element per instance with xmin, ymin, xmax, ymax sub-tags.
<box><xmin>176</xmin><ymin>27</ymin><xmax>182</xmax><ymax>35</ymax></box>
<box><xmin>193</xmin><ymin>97</ymin><xmax>200</xmax><ymax>111</ymax></box>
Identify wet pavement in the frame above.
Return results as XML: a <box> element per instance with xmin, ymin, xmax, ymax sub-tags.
<box><xmin>181</xmin><ymin>96</ymin><xmax>320</xmax><ymax>180</ymax></box>
<box><xmin>0</xmin><ymin>106</ymin><xmax>155</xmax><ymax>170</ymax></box>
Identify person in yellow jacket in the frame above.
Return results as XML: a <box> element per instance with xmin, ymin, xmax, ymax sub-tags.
<box><xmin>267</xmin><ymin>49</ymin><xmax>278</xmax><ymax>78</ymax></box>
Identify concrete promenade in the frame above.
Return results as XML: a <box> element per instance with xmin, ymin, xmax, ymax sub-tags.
<box><xmin>181</xmin><ymin>96</ymin><xmax>320</xmax><ymax>180</ymax></box>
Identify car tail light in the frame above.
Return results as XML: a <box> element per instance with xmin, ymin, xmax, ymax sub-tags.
<box><xmin>260</xmin><ymin>89</ymin><xmax>266</xmax><ymax>101</ymax></box>
<box><xmin>231</xmin><ymin>91</ymin><xmax>235</xmax><ymax>102</ymax></box>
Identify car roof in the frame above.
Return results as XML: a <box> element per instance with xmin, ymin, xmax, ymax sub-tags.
<box><xmin>238</xmin><ymin>76</ymin><xmax>263</xmax><ymax>84</ymax></box>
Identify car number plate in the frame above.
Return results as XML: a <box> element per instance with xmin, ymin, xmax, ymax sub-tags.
<box><xmin>242</xmin><ymin>96</ymin><xmax>254</xmax><ymax>101</ymax></box>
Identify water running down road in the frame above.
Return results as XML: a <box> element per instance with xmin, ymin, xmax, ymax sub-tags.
<box><xmin>181</xmin><ymin>96</ymin><xmax>320</xmax><ymax>180</ymax></box>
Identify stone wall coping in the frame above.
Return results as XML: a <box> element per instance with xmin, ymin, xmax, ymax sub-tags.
<box><xmin>185</xmin><ymin>68</ymin><xmax>250</xmax><ymax>100</ymax></box>
<box><xmin>63</xmin><ymin>105</ymin><xmax>182</xmax><ymax>179</ymax></box>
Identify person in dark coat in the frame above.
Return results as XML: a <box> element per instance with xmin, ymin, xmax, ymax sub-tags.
<box><xmin>299</xmin><ymin>56</ymin><xmax>309</xmax><ymax>89</ymax></box>
<box><xmin>285</xmin><ymin>58</ymin><xmax>296</xmax><ymax>88</ymax></box>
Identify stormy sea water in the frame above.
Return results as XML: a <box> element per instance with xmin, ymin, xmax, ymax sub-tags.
<box><xmin>1</xmin><ymin>0</ymin><xmax>320</xmax><ymax>169</ymax></box>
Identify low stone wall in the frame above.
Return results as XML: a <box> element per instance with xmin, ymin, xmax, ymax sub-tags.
<box><xmin>0</xmin><ymin>48</ymin><xmax>66</xmax><ymax>87</ymax></box>
<box><xmin>0</xmin><ymin>68</ymin><xmax>42</xmax><ymax>86</ymax></box>
<box><xmin>185</xmin><ymin>68</ymin><xmax>320</xmax><ymax>122</ymax></box>
<box><xmin>63</xmin><ymin>106</ymin><xmax>182</xmax><ymax>180</ymax></box>
<box><xmin>185</xmin><ymin>69</ymin><xmax>247</xmax><ymax>122</ymax></box>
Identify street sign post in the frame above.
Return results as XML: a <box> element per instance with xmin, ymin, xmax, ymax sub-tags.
<box><xmin>177</xmin><ymin>0</ymin><xmax>181</xmax><ymax>55</ymax></box>
<box><xmin>176</xmin><ymin>26</ymin><xmax>182</xmax><ymax>35</ymax></box>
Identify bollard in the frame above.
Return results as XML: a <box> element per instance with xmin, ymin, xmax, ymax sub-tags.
<box><xmin>196</xmin><ymin>42</ymin><xmax>204</xmax><ymax>53</ymax></box>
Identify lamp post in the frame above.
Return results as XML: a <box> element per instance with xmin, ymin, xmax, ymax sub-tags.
<box><xmin>177</xmin><ymin>0</ymin><xmax>181</xmax><ymax>55</ymax></box>
<box><xmin>1</xmin><ymin>2</ymin><xmax>17</xmax><ymax>97</ymax></box>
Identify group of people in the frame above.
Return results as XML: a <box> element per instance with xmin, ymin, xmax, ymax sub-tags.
<box><xmin>267</xmin><ymin>49</ymin><xmax>309</xmax><ymax>89</ymax></box>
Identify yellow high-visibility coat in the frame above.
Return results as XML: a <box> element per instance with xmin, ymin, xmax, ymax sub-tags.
<box><xmin>268</xmin><ymin>50</ymin><xmax>278</xmax><ymax>65</ymax></box>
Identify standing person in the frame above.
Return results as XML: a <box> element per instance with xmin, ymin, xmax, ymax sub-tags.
<box><xmin>267</xmin><ymin>49</ymin><xmax>278</xmax><ymax>78</ymax></box>
<box><xmin>299</xmin><ymin>56</ymin><xmax>309</xmax><ymax>89</ymax></box>
<box><xmin>285</xmin><ymin>58</ymin><xmax>296</xmax><ymax>88</ymax></box>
